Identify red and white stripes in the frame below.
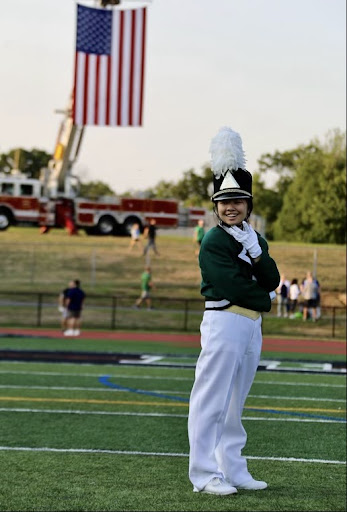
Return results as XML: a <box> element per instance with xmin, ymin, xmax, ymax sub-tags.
<box><xmin>73</xmin><ymin>7</ymin><xmax>146</xmax><ymax>127</ymax></box>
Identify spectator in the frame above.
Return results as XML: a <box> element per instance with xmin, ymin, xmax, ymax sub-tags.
<box><xmin>133</xmin><ymin>266</ymin><xmax>154</xmax><ymax>310</ymax></box>
<box><xmin>128</xmin><ymin>223</ymin><xmax>143</xmax><ymax>252</ymax></box>
<box><xmin>64</xmin><ymin>279</ymin><xmax>86</xmax><ymax>336</ymax></box>
<box><xmin>301</xmin><ymin>271</ymin><xmax>319</xmax><ymax>322</ymax></box>
<box><xmin>193</xmin><ymin>219</ymin><xmax>206</xmax><ymax>255</ymax></box>
<box><xmin>288</xmin><ymin>278</ymin><xmax>301</xmax><ymax>318</ymax></box>
<box><xmin>58</xmin><ymin>280</ymin><xmax>74</xmax><ymax>331</ymax></box>
<box><xmin>143</xmin><ymin>219</ymin><xmax>159</xmax><ymax>258</ymax></box>
<box><xmin>276</xmin><ymin>274</ymin><xmax>290</xmax><ymax>317</ymax></box>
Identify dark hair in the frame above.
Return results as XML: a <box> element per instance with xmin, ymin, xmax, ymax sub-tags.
<box><xmin>245</xmin><ymin>198</ymin><xmax>253</xmax><ymax>221</ymax></box>
<box><xmin>74</xmin><ymin>279</ymin><xmax>80</xmax><ymax>287</ymax></box>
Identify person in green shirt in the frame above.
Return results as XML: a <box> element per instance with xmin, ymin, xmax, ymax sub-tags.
<box><xmin>188</xmin><ymin>127</ymin><xmax>280</xmax><ymax>496</ymax></box>
<box><xmin>193</xmin><ymin>219</ymin><xmax>205</xmax><ymax>255</ymax></box>
<box><xmin>133</xmin><ymin>266</ymin><xmax>153</xmax><ymax>310</ymax></box>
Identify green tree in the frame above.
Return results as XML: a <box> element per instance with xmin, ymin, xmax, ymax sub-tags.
<box><xmin>148</xmin><ymin>167</ymin><xmax>213</xmax><ymax>207</ymax></box>
<box><xmin>79</xmin><ymin>180</ymin><xmax>116</xmax><ymax>199</ymax></box>
<box><xmin>274</xmin><ymin>129</ymin><xmax>346</xmax><ymax>243</ymax></box>
<box><xmin>0</xmin><ymin>148</ymin><xmax>51</xmax><ymax>178</ymax></box>
<box><xmin>252</xmin><ymin>173</ymin><xmax>282</xmax><ymax>239</ymax></box>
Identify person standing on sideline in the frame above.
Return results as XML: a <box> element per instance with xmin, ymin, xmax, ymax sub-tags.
<box><xmin>193</xmin><ymin>219</ymin><xmax>206</xmax><ymax>255</ymax></box>
<box><xmin>128</xmin><ymin>223</ymin><xmax>143</xmax><ymax>252</ymax></box>
<box><xmin>301</xmin><ymin>271</ymin><xmax>318</xmax><ymax>321</ymax></box>
<box><xmin>64</xmin><ymin>279</ymin><xmax>86</xmax><ymax>336</ymax></box>
<box><xmin>288</xmin><ymin>278</ymin><xmax>301</xmax><ymax>318</ymax></box>
<box><xmin>133</xmin><ymin>267</ymin><xmax>154</xmax><ymax>310</ymax></box>
<box><xmin>143</xmin><ymin>219</ymin><xmax>159</xmax><ymax>258</ymax></box>
<box><xmin>58</xmin><ymin>280</ymin><xmax>74</xmax><ymax>331</ymax></box>
<box><xmin>275</xmin><ymin>274</ymin><xmax>290</xmax><ymax>317</ymax></box>
<box><xmin>188</xmin><ymin>127</ymin><xmax>280</xmax><ymax>496</ymax></box>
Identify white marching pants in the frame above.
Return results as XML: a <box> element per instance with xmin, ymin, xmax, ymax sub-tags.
<box><xmin>188</xmin><ymin>310</ymin><xmax>263</xmax><ymax>490</ymax></box>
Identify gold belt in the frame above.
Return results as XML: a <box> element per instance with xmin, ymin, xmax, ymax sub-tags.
<box><xmin>224</xmin><ymin>305</ymin><xmax>261</xmax><ymax>320</ymax></box>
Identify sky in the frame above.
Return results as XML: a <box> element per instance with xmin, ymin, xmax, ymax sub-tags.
<box><xmin>0</xmin><ymin>0</ymin><xmax>345</xmax><ymax>195</ymax></box>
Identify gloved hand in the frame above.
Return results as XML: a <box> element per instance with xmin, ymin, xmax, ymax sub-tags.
<box><xmin>58</xmin><ymin>306</ymin><xmax>65</xmax><ymax>313</ymax></box>
<box><xmin>230</xmin><ymin>222</ymin><xmax>262</xmax><ymax>259</ymax></box>
<box><xmin>269</xmin><ymin>291</ymin><xmax>277</xmax><ymax>301</ymax></box>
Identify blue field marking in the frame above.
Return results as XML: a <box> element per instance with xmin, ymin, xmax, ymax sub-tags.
<box><xmin>98</xmin><ymin>375</ymin><xmax>346</xmax><ymax>422</ymax></box>
<box><xmin>98</xmin><ymin>375</ymin><xmax>189</xmax><ymax>403</ymax></box>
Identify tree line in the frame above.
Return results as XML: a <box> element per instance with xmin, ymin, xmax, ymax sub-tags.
<box><xmin>0</xmin><ymin>129</ymin><xmax>345</xmax><ymax>243</ymax></box>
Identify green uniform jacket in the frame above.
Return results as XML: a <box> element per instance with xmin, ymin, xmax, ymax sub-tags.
<box><xmin>199</xmin><ymin>225</ymin><xmax>280</xmax><ymax>312</ymax></box>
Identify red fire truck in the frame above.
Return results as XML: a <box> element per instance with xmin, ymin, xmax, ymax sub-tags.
<box><xmin>0</xmin><ymin>173</ymin><xmax>207</xmax><ymax>235</ymax></box>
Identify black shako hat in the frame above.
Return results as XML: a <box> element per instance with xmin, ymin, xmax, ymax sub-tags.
<box><xmin>209</xmin><ymin>127</ymin><xmax>253</xmax><ymax>202</ymax></box>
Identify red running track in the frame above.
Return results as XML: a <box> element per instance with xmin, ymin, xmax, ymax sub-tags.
<box><xmin>0</xmin><ymin>327</ymin><xmax>345</xmax><ymax>356</ymax></box>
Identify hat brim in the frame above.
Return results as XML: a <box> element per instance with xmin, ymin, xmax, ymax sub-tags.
<box><xmin>212</xmin><ymin>190</ymin><xmax>252</xmax><ymax>201</ymax></box>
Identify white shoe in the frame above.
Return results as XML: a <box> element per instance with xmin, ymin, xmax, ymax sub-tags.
<box><xmin>236</xmin><ymin>478</ymin><xmax>268</xmax><ymax>490</ymax></box>
<box><xmin>64</xmin><ymin>329</ymin><xmax>74</xmax><ymax>336</ymax></box>
<box><xmin>73</xmin><ymin>330</ymin><xmax>80</xmax><ymax>336</ymax></box>
<box><xmin>194</xmin><ymin>478</ymin><xmax>237</xmax><ymax>496</ymax></box>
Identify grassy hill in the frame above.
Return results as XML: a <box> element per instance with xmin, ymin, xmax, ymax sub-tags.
<box><xmin>0</xmin><ymin>227</ymin><xmax>345</xmax><ymax>306</ymax></box>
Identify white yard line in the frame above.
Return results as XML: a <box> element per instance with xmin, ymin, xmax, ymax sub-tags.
<box><xmin>0</xmin><ymin>445</ymin><xmax>345</xmax><ymax>465</ymax></box>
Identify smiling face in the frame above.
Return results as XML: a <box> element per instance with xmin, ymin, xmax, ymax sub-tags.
<box><xmin>216</xmin><ymin>198</ymin><xmax>248</xmax><ymax>226</ymax></box>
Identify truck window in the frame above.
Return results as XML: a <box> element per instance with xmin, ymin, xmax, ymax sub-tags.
<box><xmin>19</xmin><ymin>184</ymin><xmax>34</xmax><ymax>196</ymax></box>
<box><xmin>2</xmin><ymin>183</ymin><xmax>14</xmax><ymax>195</ymax></box>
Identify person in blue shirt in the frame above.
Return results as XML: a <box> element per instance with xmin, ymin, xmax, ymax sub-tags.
<box><xmin>64</xmin><ymin>279</ymin><xmax>86</xmax><ymax>337</ymax></box>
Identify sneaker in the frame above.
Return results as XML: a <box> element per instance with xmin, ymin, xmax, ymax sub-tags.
<box><xmin>236</xmin><ymin>478</ymin><xmax>268</xmax><ymax>490</ymax></box>
<box><xmin>63</xmin><ymin>329</ymin><xmax>74</xmax><ymax>336</ymax></box>
<box><xmin>73</xmin><ymin>330</ymin><xmax>80</xmax><ymax>336</ymax></box>
<box><xmin>194</xmin><ymin>478</ymin><xmax>237</xmax><ymax>496</ymax></box>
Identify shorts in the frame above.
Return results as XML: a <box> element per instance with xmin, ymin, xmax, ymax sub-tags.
<box><xmin>303</xmin><ymin>299</ymin><xmax>317</xmax><ymax>308</ymax></box>
<box><xmin>141</xmin><ymin>290</ymin><xmax>150</xmax><ymax>299</ymax></box>
<box><xmin>67</xmin><ymin>310</ymin><xmax>82</xmax><ymax>319</ymax></box>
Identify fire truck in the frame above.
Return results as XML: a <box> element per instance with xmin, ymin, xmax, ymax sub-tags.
<box><xmin>0</xmin><ymin>171</ymin><xmax>207</xmax><ymax>236</ymax></box>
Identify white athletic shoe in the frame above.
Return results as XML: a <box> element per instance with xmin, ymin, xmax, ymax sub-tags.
<box><xmin>236</xmin><ymin>478</ymin><xmax>268</xmax><ymax>490</ymax></box>
<box><xmin>73</xmin><ymin>330</ymin><xmax>80</xmax><ymax>336</ymax></box>
<box><xmin>194</xmin><ymin>478</ymin><xmax>237</xmax><ymax>496</ymax></box>
<box><xmin>63</xmin><ymin>329</ymin><xmax>74</xmax><ymax>336</ymax></box>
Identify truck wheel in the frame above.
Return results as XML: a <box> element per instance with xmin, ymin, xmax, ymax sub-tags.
<box><xmin>84</xmin><ymin>227</ymin><xmax>97</xmax><ymax>236</ymax></box>
<box><xmin>96</xmin><ymin>216</ymin><xmax>116</xmax><ymax>235</ymax></box>
<box><xmin>0</xmin><ymin>209</ymin><xmax>12</xmax><ymax>231</ymax></box>
<box><xmin>122</xmin><ymin>217</ymin><xmax>142</xmax><ymax>236</ymax></box>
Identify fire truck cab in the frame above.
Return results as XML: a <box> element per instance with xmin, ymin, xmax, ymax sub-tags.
<box><xmin>0</xmin><ymin>175</ymin><xmax>43</xmax><ymax>230</ymax></box>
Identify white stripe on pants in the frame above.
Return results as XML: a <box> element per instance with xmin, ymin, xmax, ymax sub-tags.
<box><xmin>188</xmin><ymin>309</ymin><xmax>263</xmax><ymax>490</ymax></box>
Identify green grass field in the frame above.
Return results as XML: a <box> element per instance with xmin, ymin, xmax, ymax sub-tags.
<box><xmin>0</xmin><ymin>334</ymin><xmax>345</xmax><ymax>511</ymax></box>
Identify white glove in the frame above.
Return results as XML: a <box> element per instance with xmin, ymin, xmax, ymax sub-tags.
<box><xmin>230</xmin><ymin>222</ymin><xmax>262</xmax><ymax>259</ymax></box>
<box><xmin>58</xmin><ymin>306</ymin><xmax>65</xmax><ymax>313</ymax></box>
<box><xmin>269</xmin><ymin>291</ymin><xmax>277</xmax><ymax>301</ymax></box>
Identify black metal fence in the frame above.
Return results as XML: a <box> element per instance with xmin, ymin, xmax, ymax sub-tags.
<box><xmin>0</xmin><ymin>291</ymin><xmax>345</xmax><ymax>338</ymax></box>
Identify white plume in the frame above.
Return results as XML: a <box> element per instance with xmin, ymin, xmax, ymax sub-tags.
<box><xmin>209</xmin><ymin>127</ymin><xmax>246</xmax><ymax>178</ymax></box>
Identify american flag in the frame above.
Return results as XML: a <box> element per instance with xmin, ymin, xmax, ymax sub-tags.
<box><xmin>73</xmin><ymin>4</ymin><xmax>147</xmax><ymax>127</ymax></box>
